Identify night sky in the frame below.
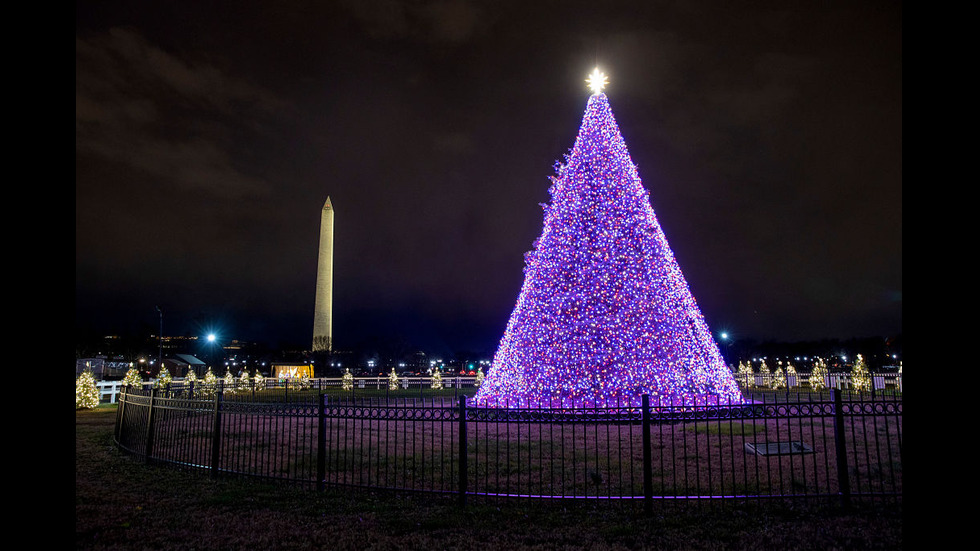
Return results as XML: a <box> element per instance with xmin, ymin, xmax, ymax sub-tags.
<box><xmin>76</xmin><ymin>1</ymin><xmax>902</xmax><ymax>357</ymax></box>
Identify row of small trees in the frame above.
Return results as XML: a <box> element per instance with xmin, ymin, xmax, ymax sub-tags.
<box><xmin>78</xmin><ymin>357</ymin><xmax>895</xmax><ymax>410</ymax></box>
<box><xmin>77</xmin><ymin>364</ymin><xmax>490</xmax><ymax>409</ymax></box>
<box><xmin>342</xmin><ymin>367</ymin><xmax>486</xmax><ymax>392</ymax></box>
<box><xmin>732</xmin><ymin>354</ymin><xmax>900</xmax><ymax>391</ymax></box>
<box><xmin>75</xmin><ymin>366</ymin><xmax>285</xmax><ymax>409</ymax></box>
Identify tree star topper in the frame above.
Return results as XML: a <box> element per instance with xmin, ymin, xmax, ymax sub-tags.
<box><xmin>586</xmin><ymin>68</ymin><xmax>608</xmax><ymax>94</ymax></box>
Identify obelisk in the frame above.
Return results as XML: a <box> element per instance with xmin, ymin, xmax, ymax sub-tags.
<box><xmin>312</xmin><ymin>197</ymin><xmax>334</xmax><ymax>352</ymax></box>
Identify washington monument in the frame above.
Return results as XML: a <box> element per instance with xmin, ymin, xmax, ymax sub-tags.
<box><xmin>312</xmin><ymin>196</ymin><xmax>334</xmax><ymax>352</ymax></box>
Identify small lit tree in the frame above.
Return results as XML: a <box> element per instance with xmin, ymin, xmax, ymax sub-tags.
<box><xmin>155</xmin><ymin>366</ymin><xmax>173</xmax><ymax>389</ymax></box>
<box><xmin>238</xmin><ymin>369</ymin><xmax>250</xmax><ymax>391</ymax></box>
<box><xmin>771</xmin><ymin>364</ymin><xmax>786</xmax><ymax>390</ymax></box>
<box><xmin>431</xmin><ymin>370</ymin><xmax>443</xmax><ymax>390</ymax></box>
<box><xmin>388</xmin><ymin>368</ymin><xmax>399</xmax><ymax>390</ymax></box>
<box><xmin>737</xmin><ymin>361</ymin><xmax>753</xmax><ymax>388</ymax></box>
<box><xmin>785</xmin><ymin>362</ymin><xmax>798</xmax><ymax>387</ymax></box>
<box><xmin>223</xmin><ymin>369</ymin><xmax>236</xmax><ymax>394</ymax></box>
<box><xmin>851</xmin><ymin>354</ymin><xmax>872</xmax><ymax>392</ymax></box>
<box><xmin>809</xmin><ymin>358</ymin><xmax>828</xmax><ymax>390</ymax></box>
<box><xmin>342</xmin><ymin>368</ymin><xmax>353</xmax><ymax>391</ymax></box>
<box><xmin>757</xmin><ymin>360</ymin><xmax>771</xmax><ymax>388</ymax></box>
<box><xmin>76</xmin><ymin>370</ymin><xmax>100</xmax><ymax>409</ymax></box>
<box><xmin>475</xmin><ymin>367</ymin><xmax>485</xmax><ymax>388</ymax></box>
<box><xmin>121</xmin><ymin>367</ymin><xmax>143</xmax><ymax>389</ymax></box>
<box><xmin>254</xmin><ymin>370</ymin><xmax>265</xmax><ymax>391</ymax></box>
<box><xmin>186</xmin><ymin>367</ymin><xmax>198</xmax><ymax>385</ymax></box>
<box><xmin>201</xmin><ymin>367</ymin><xmax>218</xmax><ymax>399</ymax></box>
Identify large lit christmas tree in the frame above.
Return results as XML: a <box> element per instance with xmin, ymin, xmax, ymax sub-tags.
<box><xmin>473</xmin><ymin>69</ymin><xmax>744</xmax><ymax>408</ymax></box>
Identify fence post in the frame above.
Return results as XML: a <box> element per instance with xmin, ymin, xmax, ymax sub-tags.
<box><xmin>115</xmin><ymin>385</ymin><xmax>128</xmax><ymax>443</ymax></box>
<box><xmin>317</xmin><ymin>393</ymin><xmax>327</xmax><ymax>492</ymax></box>
<box><xmin>832</xmin><ymin>389</ymin><xmax>851</xmax><ymax>509</ymax></box>
<box><xmin>458</xmin><ymin>395</ymin><xmax>468</xmax><ymax>508</ymax></box>
<box><xmin>210</xmin><ymin>387</ymin><xmax>223</xmax><ymax>479</ymax></box>
<box><xmin>144</xmin><ymin>388</ymin><xmax>157</xmax><ymax>463</ymax></box>
<box><xmin>642</xmin><ymin>394</ymin><xmax>652</xmax><ymax>515</ymax></box>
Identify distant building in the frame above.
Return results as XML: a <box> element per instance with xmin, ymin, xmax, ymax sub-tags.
<box><xmin>163</xmin><ymin>355</ymin><xmax>207</xmax><ymax>378</ymax></box>
<box><xmin>76</xmin><ymin>358</ymin><xmax>133</xmax><ymax>379</ymax></box>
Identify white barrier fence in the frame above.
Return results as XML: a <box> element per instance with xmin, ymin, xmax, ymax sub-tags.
<box><xmin>94</xmin><ymin>371</ymin><xmax>901</xmax><ymax>404</ymax></box>
<box><xmin>738</xmin><ymin>371</ymin><xmax>902</xmax><ymax>391</ymax></box>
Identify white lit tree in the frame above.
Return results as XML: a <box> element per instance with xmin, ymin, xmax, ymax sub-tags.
<box><xmin>122</xmin><ymin>367</ymin><xmax>143</xmax><ymax>389</ymax></box>
<box><xmin>201</xmin><ymin>367</ymin><xmax>218</xmax><ymax>398</ymax></box>
<box><xmin>76</xmin><ymin>370</ymin><xmax>100</xmax><ymax>409</ymax></box>
<box><xmin>155</xmin><ymin>366</ymin><xmax>173</xmax><ymax>389</ymax></box>
<box><xmin>851</xmin><ymin>354</ymin><xmax>872</xmax><ymax>392</ymax></box>
<box><xmin>431</xmin><ymin>370</ymin><xmax>443</xmax><ymax>390</ymax></box>
<box><xmin>771</xmin><ymin>364</ymin><xmax>786</xmax><ymax>390</ymax></box>
<box><xmin>388</xmin><ymin>368</ymin><xmax>400</xmax><ymax>390</ymax></box>
<box><xmin>758</xmin><ymin>360</ymin><xmax>771</xmax><ymax>388</ymax></box>
<box><xmin>223</xmin><ymin>369</ymin><xmax>236</xmax><ymax>394</ymax></box>
<box><xmin>737</xmin><ymin>361</ymin><xmax>753</xmax><ymax>388</ymax></box>
<box><xmin>254</xmin><ymin>370</ymin><xmax>266</xmax><ymax>391</ymax></box>
<box><xmin>785</xmin><ymin>362</ymin><xmax>798</xmax><ymax>387</ymax></box>
<box><xmin>475</xmin><ymin>367</ymin><xmax>485</xmax><ymax>388</ymax></box>
<box><xmin>342</xmin><ymin>368</ymin><xmax>353</xmax><ymax>391</ymax></box>
<box><xmin>186</xmin><ymin>367</ymin><xmax>198</xmax><ymax>386</ymax></box>
<box><xmin>809</xmin><ymin>358</ymin><xmax>828</xmax><ymax>390</ymax></box>
<box><xmin>238</xmin><ymin>369</ymin><xmax>250</xmax><ymax>391</ymax></box>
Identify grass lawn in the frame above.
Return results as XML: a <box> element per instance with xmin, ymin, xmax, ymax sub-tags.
<box><xmin>77</xmin><ymin>403</ymin><xmax>901</xmax><ymax>550</ymax></box>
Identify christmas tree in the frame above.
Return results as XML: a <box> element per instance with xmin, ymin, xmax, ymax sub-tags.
<box><xmin>122</xmin><ymin>367</ymin><xmax>143</xmax><ymax>389</ymax></box>
<box><xmin>809</xmin><ymin>358</ymin><xmax>828</xmax><ymax>390</ymax></box>
<box><xmin>238</xmin><ymin>369</ymin><xmax>250</xmax><ymax>391</ymax></box>
<box><xmin>851</xmin><ymin>354</ymin><xmax>872</xmax><ymax>392</ymax></box>
<box><xmin>223</xmin><ymin>369</ymin><xmax>236</xmax><ymax>394</ymax></box>
<box><xmin>76</xmin><ymin>370</ymin><xmax>100</xmax><ymax>409</ymax></box>
<box><xmin>155</xmin><ymin>366</ymin><xmax>172</xmax><ymax>389</ymax></box>
<box><xmin>737</xmin><ymin>361</ymin><xmax>753</xmax><ymax>388</ymax></box>
<box><xmin>772</xmin><ymin>365</ymin><xmax>786</xmax><ymax>390</ymax></box>
<box><xmin>474</xmin><ymin>70</ymin><xmax>744</xmax><ymax>408</ymax></box>
<box><xmin>201</xmin><ymin>367</ymin><xmax>218</xmax><ymax>399</ymax></box>
<box><xmin>431</xmin><ymin>370</ymin><xmax>443</xmax><ymax>390</ymax></box>
<box><xmin>757</xmin><ymin>360</ymin><xmax>771</xmax><ymax>388</ymax></box>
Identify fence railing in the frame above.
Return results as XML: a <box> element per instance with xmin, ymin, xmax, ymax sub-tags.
<box><xmin>98</xmin><ymin>371</ymin><xmax>902</xmax><ymax>404</ymax></box>
<box><xmin>114</xmin><ymin>385</ymin><xmax>901</xmax><ymax>509</ymax></box>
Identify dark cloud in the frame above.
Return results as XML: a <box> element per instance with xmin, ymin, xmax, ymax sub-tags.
<box><xmin>76</xmin><ymin>2</ymin><xmax>901</xmax><ymax>353</ymax></box>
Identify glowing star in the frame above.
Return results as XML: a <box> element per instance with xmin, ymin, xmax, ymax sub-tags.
<box><xmin>586</xmin><ymin>68</ymin><xmax>608</xmax><ymax>94</ymax></box>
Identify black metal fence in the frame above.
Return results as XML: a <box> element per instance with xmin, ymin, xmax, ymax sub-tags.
<box><xmin>114</xmin><ymin>386</ymin><xmax>901</xmax><ymax>510</ymax></box>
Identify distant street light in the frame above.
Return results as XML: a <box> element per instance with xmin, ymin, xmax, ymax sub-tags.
<box><xmin>207</xmin><ymin>333</ymin><xmax>217</xmax><ymax>367</ymax></box>
<box><xmin>719</xmin><ymin>332</ymin><xmax>733</xmax><ymax>364</ymax></box>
